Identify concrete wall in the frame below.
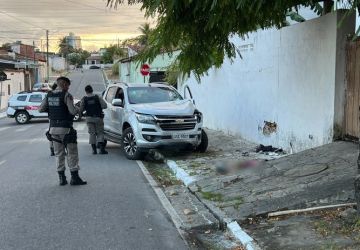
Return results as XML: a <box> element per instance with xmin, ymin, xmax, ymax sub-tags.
<box><xmin>179</xmin><ymin>11</ymin><xmax>354</xmax><ymax>153</ymax></box>
<box><xmin>0</xmin><ymin>70</ymin><xmax>25</xmax><ymax>110</ymax></box>
<box><xmin>119</xmin><ymin>51</ymin><xmax>180</xmax><ymax>84</ymax></box>
<box><xmin>50</xmin><ymin>56</ymin><xmax>66</xmax><ymax>72</ymax></box>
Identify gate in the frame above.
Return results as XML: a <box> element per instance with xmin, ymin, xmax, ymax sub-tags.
<box><xmin>345</xmin><ymin>40</ymin><xmax>360</xmax><ymax>138</ymax></box>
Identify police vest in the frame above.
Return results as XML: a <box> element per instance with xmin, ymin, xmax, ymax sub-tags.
<box><xmin>84</xmin><ymin>95</ymin><xmax>102</xmax><ymax>117</ymax></box>
<box><xmin>47</xmin><ymin>91</ymin><xmax>73</xmax><ymax>128</ymax></box>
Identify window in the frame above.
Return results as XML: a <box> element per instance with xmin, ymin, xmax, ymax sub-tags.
<box><xmin>17</xmin><ymin>95</ymin><xmax>27</xmax><ymax>101</ymax></box>
<box><xmin>29</xmin><ymin>94</ymin><xmax>43</xmax><ymax>103</ymax></box>
<box><xmin>127</xmin><ymin>87</ymin><xmax>183</xmax><ymax>104</ymax></box>
<box><xmin>105</xmin><ymin>87</ymin><xmax>117</xmax><ymax>103</ymax></box>
<box><xmin>7</xmin><ymin>85</ymin><xmax>10</xmax><ymax>95</ymax></box>
<box><xmin>114</xmin><ymin>88</ymin><xmax>125</xmax><ymax>107</ymax></box>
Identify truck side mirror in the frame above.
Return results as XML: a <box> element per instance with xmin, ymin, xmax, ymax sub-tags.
<box><xmin>112</xmin><ymin>98</ymin><xmax>123</xmax><ymax>107</ymax></box>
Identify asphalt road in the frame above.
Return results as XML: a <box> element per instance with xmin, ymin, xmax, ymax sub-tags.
<box><xmin>0</xmin><ymin>70</ymin><xmax>187</xmax><ymax>250</ymax></box>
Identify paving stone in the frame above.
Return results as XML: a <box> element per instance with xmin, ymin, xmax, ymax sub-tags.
<box><xmin>164</xmin><ymin>186</ymin><xmax>219</xmax><ymax>230</ymax></box>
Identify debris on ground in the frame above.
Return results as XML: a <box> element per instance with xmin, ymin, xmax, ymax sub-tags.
<box><xmin>244</xmin><ymin>207</ymin><xmax>360</xmax><ymax>249</ymax></box>
<box><xmin>184</xmin><ymin>208</ymin><xmax>195</xmax><ymax>215</ymax></box>
<box><xmin>255</xmin><ymin>144</ymin><xmax>284</xmax><ymax>156</ymax></box>
<box><xmin>145</xmin><ymin>149</ymin><xmax>166</xmax><ymax>163</ymax></box>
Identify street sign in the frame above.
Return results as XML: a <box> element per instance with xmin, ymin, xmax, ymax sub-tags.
<box><xmin>0</xmin><ymin>71</ymin><xmax>7</xmax><ymax>81</ymax></box>
<box><xmin>140</xmin><ymin>64</ymin><xmax>150</xmax><ymax>76</ymax></box>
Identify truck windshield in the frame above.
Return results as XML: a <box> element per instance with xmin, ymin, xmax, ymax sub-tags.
<box><xmin>127</xmin><ymin>87</ymin><xmax>183</xmax><ymax>104</ymax></box>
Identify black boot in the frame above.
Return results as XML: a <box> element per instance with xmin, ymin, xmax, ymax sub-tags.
<box><xmin>70</xmin><ymin>171</ymin><xmax>87</xmax><ymax>185</ymax></box>
<box><xmin>50</xmin><ymin>147</ymin><xmax>55</xmax><ymax>156</ymax></box>
<box><xmin>58</xmin><ymin>171</ymin><xmax>68</xmax><ymax>186</ymax></box>
<box><xmin>99</xmin><ymin>142</ymin><xmax>108</xmax><ymax>154</ymax></box>
<box><xmin>91</xmin><ymin>144</ymin><xmax>97</xmax><ymax>154</ymax></box>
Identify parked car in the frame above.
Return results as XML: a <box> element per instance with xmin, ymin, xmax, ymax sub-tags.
<box><xmin>89</xmin><ymin>65</ymin><xmax>100</xmax><ymax>69</ymax></box>
<box><xmin>7</xmin><ymin>91</ymin><xmax>83</xmax><ymax>124</ymax></box>
<box><xmin>103</xmin><ymin>82</ymin><xmax>208</xmax><ymax>160</ymax></box>
<box><xmin>32</xmin><ymin>82</ymin><xmax>52</xmax><ymax>92</ymax></box>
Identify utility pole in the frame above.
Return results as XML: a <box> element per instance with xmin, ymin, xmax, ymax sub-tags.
<box><xmin>33</xmin><ymin>40</ymin><xmax>37</xmax><ymax>83</ymax></box>
<box><xmin>33</xmin><ymin>41</ymin><xmax>35</xmax><ymax>64</ymax></box>
<box><xmin>46</xmin><ymin>30</ymin><xmax>49</xmax><ymax>82</ymax></box>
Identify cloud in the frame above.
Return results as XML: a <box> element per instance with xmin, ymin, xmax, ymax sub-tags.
<box><xmin>0</xmin><ymin>0</ymin><xmax>150</xmax><ymax>51</ymax></box>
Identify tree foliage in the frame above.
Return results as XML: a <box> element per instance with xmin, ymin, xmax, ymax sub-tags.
<box><xmin>107</xmin><ymin>0</ymin><xmax>358</xmax><ymax>79</ymax></box>
<box><xmin>101</xmin><ymin>44</ymin><xmax>127</xmax><ymax>63</ymax></box>
<box><xmin>58</xmin><ymin>37</ymin><xmax>74</xmax><ymax>58</ymax></box>
<box><xmin>66</xmin><ymin>49</ymin><xmax>90</xmax><ymax>66</ymax></box>
<box><xmin>137</xmin><ymin>23</ymin><xmax>152</xmax><ymax>46</ymax></box>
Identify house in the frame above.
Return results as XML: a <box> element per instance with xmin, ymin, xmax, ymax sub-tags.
<box><xmin>178</xmin><ymin>11</ymin><xmax>355</xmax><ymax>153</ymax></box>
<box><xmin>0</xmin><ymin>50</ymin><xmax>26</xmax><ymax>110</ymax></box>
<box><xmin>10</xmin><ymin>41</ymin><xmax>47</xmax><ymax>84</ymax></box>
<box><xmin>85</xmin><ymin>53</ymin><xmax>102</xmax><ymax>65</ymax></box>
<box><xmin>83</xmin><ymin>52</ymin><xmax>114</xmax><ymax>69</ymax></box>
<box><xmin>119</xmin><ymin>49</ymin><xmax>179</xmax><ymax>83</ymax></box>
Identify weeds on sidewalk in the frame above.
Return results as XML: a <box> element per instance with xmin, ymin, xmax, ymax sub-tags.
<box><xmin>313</xmin><ymin>209</ymin><xmax>360</xmax><ymax>243</ymax></box>
<box><xmin>199</xmin><ymin>189</ymin><xmax>245</xmax><ymax>209</ymax></box>
<box><xmin>201</xmin><ymin>191</ymin><xmax>224</xmax><ymax>202</ymax></box>
<box><xmin>145</xmin><ymin>163</ymin><xmax>181</xmax><ymax>187</ymax></box>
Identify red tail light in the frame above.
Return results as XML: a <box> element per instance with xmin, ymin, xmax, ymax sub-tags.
<box><xmin>25</xmin><ymin>106</ymin><xmax>39</xmax><ymax>110</ymax></box>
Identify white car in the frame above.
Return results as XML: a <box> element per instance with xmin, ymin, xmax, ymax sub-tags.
<box><xmin>7</xmin><ymin>91</ymin><xmax>82</xmax><ymax>124</ymax></box>
<box><xmin>32</xmin><ymin>82</ymin><xmax>52</xmax><ymax>92</ymax></box>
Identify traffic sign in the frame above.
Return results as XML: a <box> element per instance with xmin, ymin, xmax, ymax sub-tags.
<box><xmin>140</xmin><ymin>64</ymin><xmax>150</xmax><ymax>76</ymax></box>
<box><xmin>0</xmin><ymin>71</ymin><xmax>7</xmax><ymax>81</ymax></box>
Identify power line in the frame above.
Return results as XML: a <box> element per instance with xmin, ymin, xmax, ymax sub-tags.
<box><xmin>0</xmin><ymin>10</ymin><xmax>45</xmax><ymax>29</ymax></box>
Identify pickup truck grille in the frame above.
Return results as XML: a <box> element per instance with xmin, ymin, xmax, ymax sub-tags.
<box><xmin>155</xmin><ymin>115</ymin><xmax>197</xmax><ymax>131</ymax></box>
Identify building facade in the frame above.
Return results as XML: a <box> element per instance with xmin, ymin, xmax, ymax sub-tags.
<box><xmin>65</xmin><ymin>32</ymin><xmax>82</xmax><ymax>50</ymax></box>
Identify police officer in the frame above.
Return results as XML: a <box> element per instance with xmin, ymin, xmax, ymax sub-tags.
<box><xmin>80</xmin><ymin>85</ymin><xmax>108</xmax><ymax>154</ymax></box>
<box><xmin>39</xmin><ymin>77</ymin><xmax>87</xmax><ymax>186</ymax></box>
<box><xmin>48</xmin><ymin>83</ymin><xmax>57</xmax><ymax>156</ymax></box>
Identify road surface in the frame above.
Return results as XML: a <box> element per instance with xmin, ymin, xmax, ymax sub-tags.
<box><xmin>0</xmin><ymin>69</ymin><xmax>187</xmax><ymax>250</ymax></box>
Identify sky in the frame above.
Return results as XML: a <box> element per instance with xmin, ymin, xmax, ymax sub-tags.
<box><xmin>0</xmin><ymin>0</ymin><xmax>150</xmax><ymax>52</ymax></box>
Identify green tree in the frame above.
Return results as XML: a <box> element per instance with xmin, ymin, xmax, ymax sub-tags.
<box><xmin>101</xmin><ymin>44</ymin><xmax>126</xmax><ymax>63</ymax></box>
<box><xmin>0</xmin><ymin>43</ymin><xmax>12</xmax><ymax>51</ymax></box>
<box><xmin>58</xmin><ymin>37</ymin><xmax>74</xmax><ymax>58</ymax></box>
<box><xmin>67</xmin><ymin>52</ymin><xmax>82</xmax><ymax>66</ymax></box>
<box><xmin>107</xmin><ymin>0</ymin><xmax>357</xmax><ymax>79</ymax></box>
<box><xmin>137</xmin><ymin>23</ymin><xmax>152</xmax><ymax>46</ymax></box>
<box><xmin>78</xmin><ymin>49</ymin><xmax>90</xmax><ymax>64</ymax></box>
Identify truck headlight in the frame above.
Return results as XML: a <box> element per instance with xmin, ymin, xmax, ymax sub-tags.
<box><xmin>136</xmin><ymin>113</ymin><xmax>156</xmax><ymax>124</ymax></box>
<box><xmin>195</xmin><ymin>112</ymin><xmax>202</xmax><ymax>123</ymax></box>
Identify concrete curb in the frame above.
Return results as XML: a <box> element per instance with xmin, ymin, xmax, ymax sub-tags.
<box><xmin>165</xmin><ymin>159</ymin><xmax>261</xmax><ymax>250</ymax></box>
<box><xmin>101</xmin><ymin>69</ymin><xmax>110</xmax><ymax>87</ymax></box>
<box><xmin>136</xmin><ymin>160</ymin><xmax>189</xmax><ymax>247</ymax></box>
<box><xmin>166</xmin><ymin>160</ymin><xmax>196</xmax><ymax>186</ymax></box>
<box><xmin>0</xmin><ymin>112</ymin><xmax>6</xmax><ymax>119</ymax></box>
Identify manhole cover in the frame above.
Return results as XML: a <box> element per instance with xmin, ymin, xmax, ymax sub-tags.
<box><xmin>284</xmin><ymin>163</ymin><xmax>328</xmax><ymax>177</ymax></box>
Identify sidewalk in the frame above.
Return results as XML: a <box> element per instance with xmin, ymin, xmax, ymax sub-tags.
<box><xmin>0</xmin><ymin>108</ymin><xmax>6</xmax><ymax>119</ymax></box>
<box><xmin>157</xmin><ymin>129</ymin><xmax>359</xmax><ymax>249</ymax></box>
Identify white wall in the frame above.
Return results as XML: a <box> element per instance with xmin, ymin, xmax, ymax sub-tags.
<box><xmin>180</xmin><ymin>11</ymin><xmax>354</xmax><ymax>153</ymax></box>
<box><xmin>50</xmin><ymin>56</ymin><xmax>66</xmax><ymax>72</ymax></box>
<box><xmin>0</xmin><ymin>70</ymin><xmax>25</xmax><ymax>110</ymax></box>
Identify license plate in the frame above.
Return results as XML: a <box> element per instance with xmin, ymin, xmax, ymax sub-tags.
<box><xmin>172</xmin><ymin>134</ymin><xmax>189</xmax><ymax>139</ymax></box>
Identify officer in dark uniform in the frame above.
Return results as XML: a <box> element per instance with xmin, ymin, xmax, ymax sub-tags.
<box><xmin>39</xmin><ymin>77</ymin><xmax>87</xmax><ymax>186</ymax></box>
<box><xmin>80</xmin><ymin>85</ymin><xmax>108</xmax><ymax>154</ymax></box>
